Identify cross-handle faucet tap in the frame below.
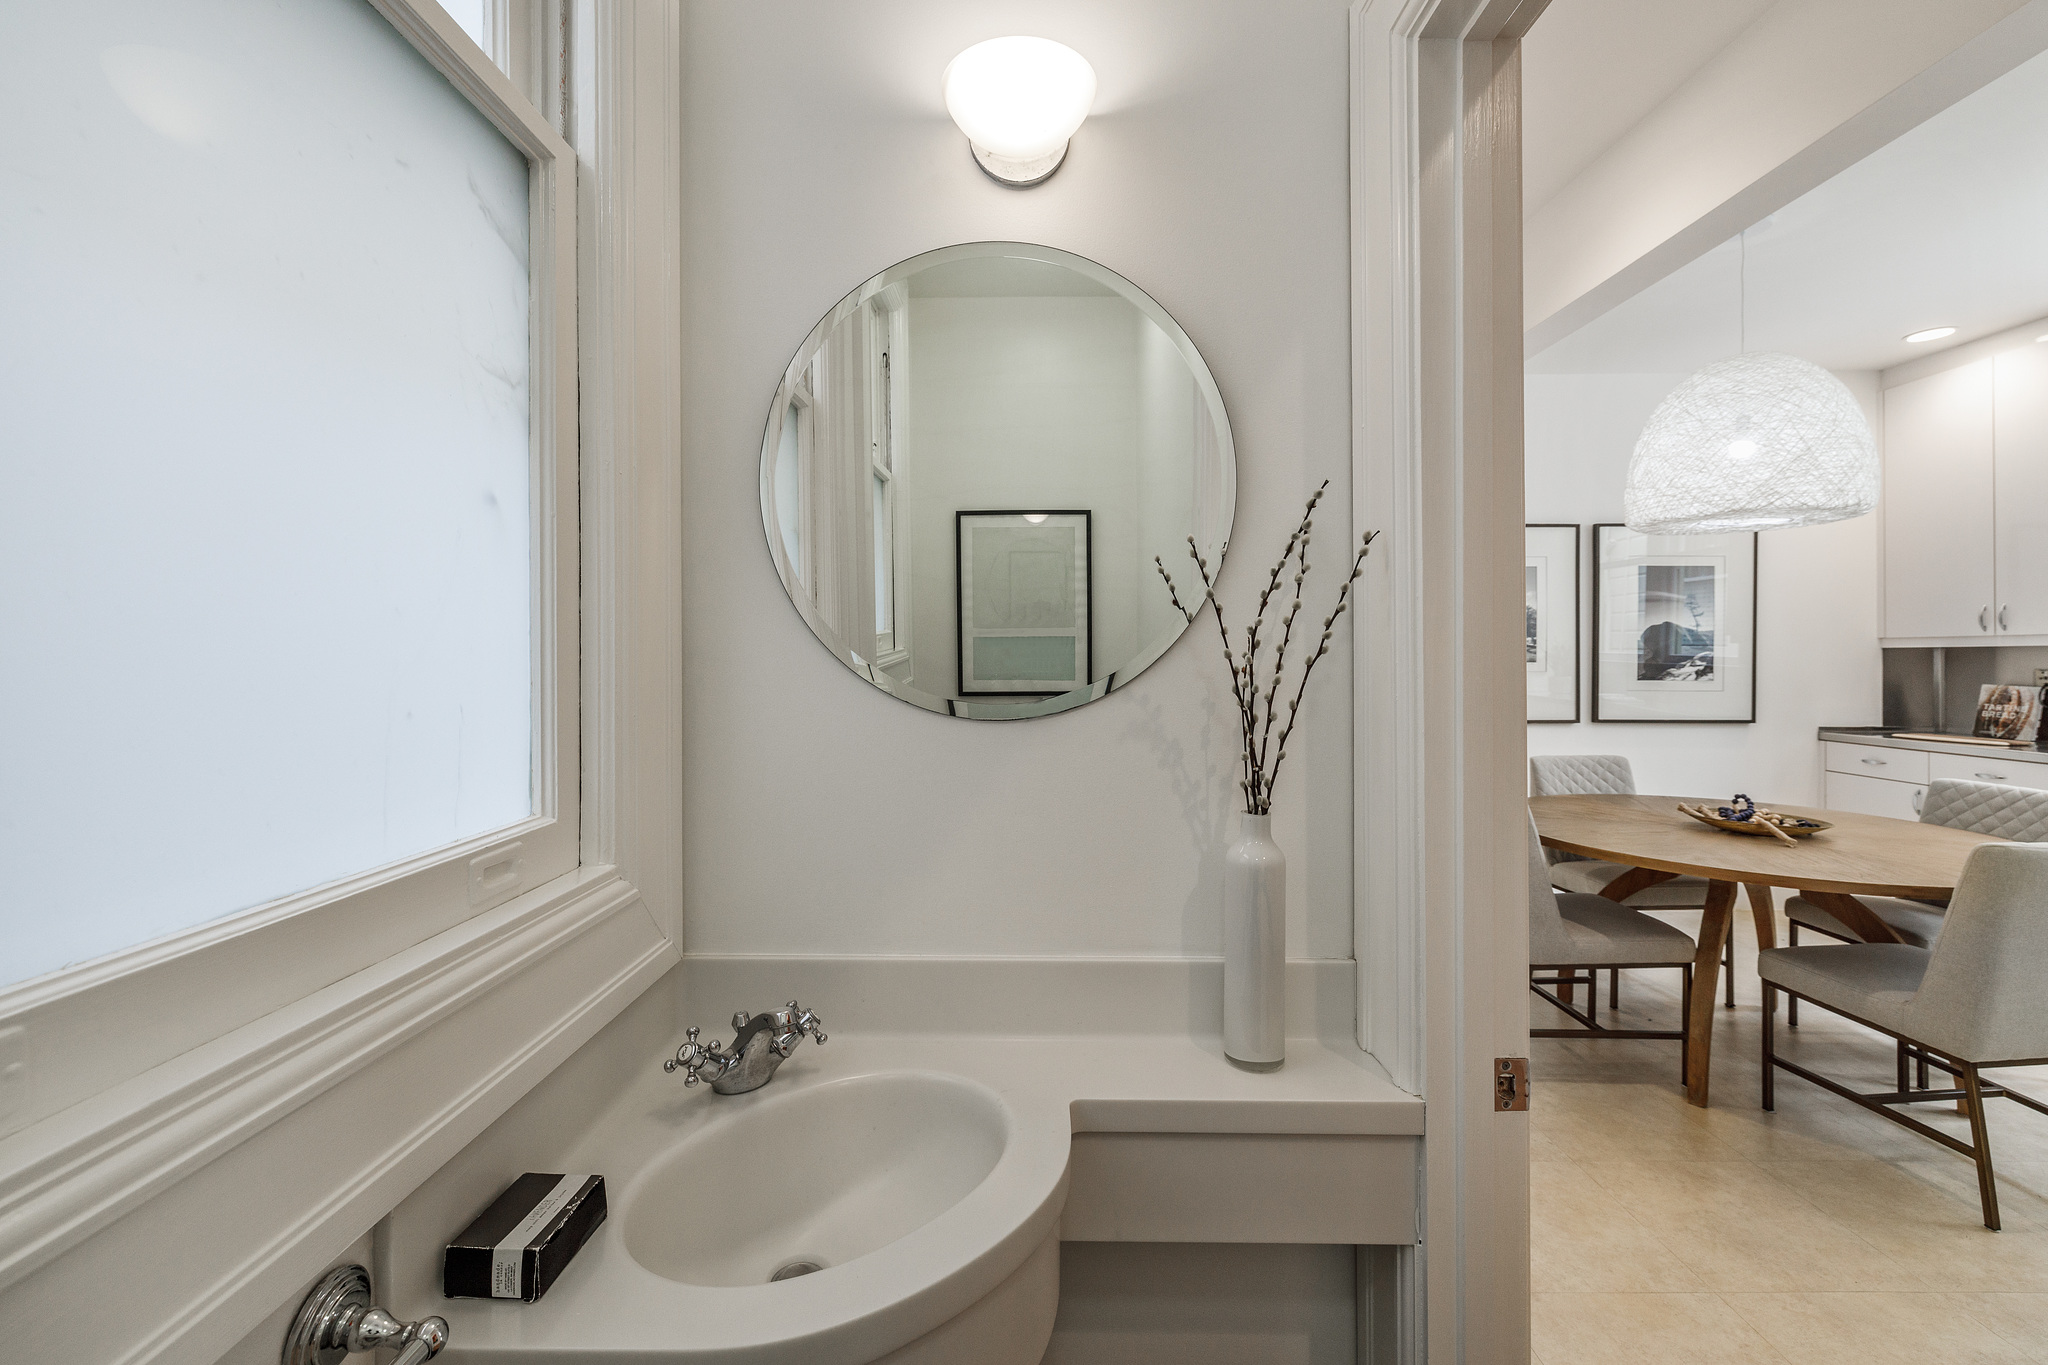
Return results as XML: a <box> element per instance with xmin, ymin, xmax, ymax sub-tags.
<box><xmin>663</xmin><ymin>1000</ymin><xmax>826</xmax><ymax>1094</ymax></box>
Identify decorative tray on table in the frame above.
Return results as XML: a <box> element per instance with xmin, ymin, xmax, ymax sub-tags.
<box><xmin>1676</xmin><ymin>795</ymin><xmax>1831</xmax><ymax>845</ymax></box>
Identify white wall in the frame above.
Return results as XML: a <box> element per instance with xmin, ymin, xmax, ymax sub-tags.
<box><xmin>1524</xmin><ymin>372</ymin><xmax>1883</xmax><ymax>805</ymax></box>
<box><xmin>679</xmin><ymin>0</ymin><xmax>1355</xmax><ymax>959</ymax></box>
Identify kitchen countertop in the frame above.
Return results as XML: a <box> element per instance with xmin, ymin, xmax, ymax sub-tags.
<box><xmin>1817</xmin><ymin>727</ymin><xmax>2048</xmax><ymax>765</ymax></box>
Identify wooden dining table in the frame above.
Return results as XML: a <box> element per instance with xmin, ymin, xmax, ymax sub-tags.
<box><xmin>1529</xmin><ymin>793</ymin><xmax>2006</xmax><ymax>1107</ymax></box>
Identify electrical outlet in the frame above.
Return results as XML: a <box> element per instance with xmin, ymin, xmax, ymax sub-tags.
<box><xmin>2035</xmin><ymin>669</ymin><xmax>2048</xmax><ymax>688</ymax></box>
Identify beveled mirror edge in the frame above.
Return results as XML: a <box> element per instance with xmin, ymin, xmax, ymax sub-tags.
<box><xmin>756</xmin><ymin>240</ymin><xmax>1237</xmax><ymax>721</ymax></box>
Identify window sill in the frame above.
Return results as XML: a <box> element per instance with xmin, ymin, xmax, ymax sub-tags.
<box><xmin>0</xmin><ymin>862</ymin><xmax>675</xmax><ymax>1311</ymax></box>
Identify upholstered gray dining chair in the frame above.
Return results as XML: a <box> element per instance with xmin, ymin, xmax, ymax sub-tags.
<box><xmin>1528</xmin><ymin>813</ymin><xmax>1699</xmax><ymax>1084</ymax></box>
<box><xmin>1760</xmin><ymin>841</ymin><xmax>2048</xmax><ymax>1229</ymax></box>
<box><xmin>1530</xmin><ymin>755</ymin><xmax>1730</xmax><ymax>1008</ymax></box>
<box><xmin>1782</xmin><ymin>779</ymin><xmax>2048</xmax><ymax>1027</ymax></box>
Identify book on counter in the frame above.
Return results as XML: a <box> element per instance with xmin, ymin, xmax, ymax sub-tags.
<box><xmin>1973</xmin><ymin>684</ymin><xmax>2046</xmax><ymax>743</ymax></box>
<box><xmin>444</xmin><ymin>1173</ymin><xmax>606</xmax><ymax>1302</ymax></box>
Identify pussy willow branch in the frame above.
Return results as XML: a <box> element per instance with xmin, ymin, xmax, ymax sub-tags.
<box><xmin>1255</xmin><ymin>510</ymin><xmax>1317</xmax><ymax>795</ymax></box>
<box><xmin>1259</xmin><ymin>530</ymin><xmax>1378</xmax><ymax>806</ymax></box>
<box><xmin>1156</xmin><ymin>490</ymin><xmax>1380</xmax><ymax>816</ymax></box>
<box><xmin>1157</xmin><ymin>547</ymin><xmax>1258</xmax><ymax>805</ymax></box>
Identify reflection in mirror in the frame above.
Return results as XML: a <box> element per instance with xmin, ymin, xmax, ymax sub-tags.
<box><xmin>759</xmin><ymin>243</ymin><xmax>1236</xmax><ymax>719</ymax></box>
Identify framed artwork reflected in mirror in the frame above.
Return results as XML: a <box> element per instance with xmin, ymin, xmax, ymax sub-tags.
<box><xmin>956</xmin><ymin>511</ymin><xmax>1091</xmax><ymax>697</ymax></box>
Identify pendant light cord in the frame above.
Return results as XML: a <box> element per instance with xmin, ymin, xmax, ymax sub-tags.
<box><xmin>1739</xmin><ymin>228</ymin><xmax>1747</xmax><ymax>355</ymax></box>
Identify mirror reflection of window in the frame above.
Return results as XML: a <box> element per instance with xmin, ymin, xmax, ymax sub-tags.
<box><xmin>775</xmin><ymin>397</ymin><xmax>807</xmax><ymax>590</ymax></box>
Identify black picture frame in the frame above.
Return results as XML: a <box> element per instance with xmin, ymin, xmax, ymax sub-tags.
<box><xmin>1590</xmin><ymin>522</ymin><xmax>1757</xmax><ymax>724</ymax></box>
<box><xmin>955</xmin><ymin>510</ymin><xmax>1093</xmax><ymax>698</ymax></box>
<box><xmin>1525</xmin><ymin>523</ymin><xmax>1580</xmax><ymax>724</ymax></box>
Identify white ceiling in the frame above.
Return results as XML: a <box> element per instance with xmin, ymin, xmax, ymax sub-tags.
<box><xmin>1528</xmin><ymin>42</ymin><xmax>2048</xmax><ymax>376</ymax></box>
<box><xmin>1519</xmin><ymin>0</ymin><xmax>1775</xmax><ymax>215</ymax></box>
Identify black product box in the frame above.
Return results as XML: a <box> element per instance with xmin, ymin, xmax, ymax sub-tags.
<box><xmin>444</xmin><ymin>1173</ymin><xmax>606</xmax><ymax>1302</ymax></box>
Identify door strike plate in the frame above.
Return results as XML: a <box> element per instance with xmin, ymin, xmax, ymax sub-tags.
<box><xmin>1494</xmin><ymin>1057</ymin><xmax>1529</xmax><ymax>1111</ymax></box>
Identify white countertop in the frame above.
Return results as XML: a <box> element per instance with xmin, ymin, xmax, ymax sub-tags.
<box><xmin>431</xmin><ymin>1029</ymin><xmax>1420</xmax><ymax>1364</ymax></box>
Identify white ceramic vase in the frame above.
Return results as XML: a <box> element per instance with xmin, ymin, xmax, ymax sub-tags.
<box><xmin>1223</xmin><ymin>811</ymin><xmax>1285</xmax><ymax>1070</ymax></box>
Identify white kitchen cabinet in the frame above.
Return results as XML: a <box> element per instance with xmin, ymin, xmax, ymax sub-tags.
<box><xmin>1995</xmin><ymin>343</ymin><xmax>2048</xmax><ymax>636</ymax></box>
<box><xmin>1824</xmin><ymin>770</ymin><xmax>1926</xmax><ymax>820</ymax></box>
<box><xmin>1824</xmin><ymin>740</ymin><xmax>1928</xmax><ymax>784</ymax></box>
<box><xmin>1883</xmin><ymin>360</ymin><xmax>1996</xmax><ymax>639</ymax></box>
<box><xmin>1926</xmin><ymin>751</ymin><xmax>2048</xmax><ymax>792</ymax></box>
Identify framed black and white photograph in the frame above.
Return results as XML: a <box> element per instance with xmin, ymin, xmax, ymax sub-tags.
<box><xmin>956</xmin><ymin>511</ymin><xmax>1092</xmax><ymax>697</ymax></box>
<box><xmin>1591</xmin><ymin>523</ymin><xmax>1756</xmax><ymax>723</ymax></box>
<box><xmin>1526</xmin><ymin>524</ymin><xmax>1580</xmax><ymax>723</ymax></box>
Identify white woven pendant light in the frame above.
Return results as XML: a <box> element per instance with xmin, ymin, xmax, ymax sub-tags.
<box><xmin>1624</xmin><ymin>229</ymin><xmax>1879</xmax><ymax>535</ymax></box>
<box><xmin>1623</xmin><ymin>351</ymin><xmax>1878</xmax><ymax>533</ymax></box>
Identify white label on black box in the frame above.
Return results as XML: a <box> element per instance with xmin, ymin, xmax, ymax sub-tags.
<box><xmin>491</xmin><ymin>1174</ymin><xmax>589</xmax><ymax>1298</ymax></box>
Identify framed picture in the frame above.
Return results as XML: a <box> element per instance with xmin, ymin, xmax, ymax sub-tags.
<box><xmin>1591</xmin><ymin>523</ymin><xmax>1756</xmax><ymax>723</ymax></box>
<box><xmin>956</xmin><ymin>511</ymin><xmax>1092</xmax><ymax>696</ymax></box>
<box><xmin>1526</xmin><ymin>524</ymin><xmax>1580</xmax><ymax>722</ymax></box>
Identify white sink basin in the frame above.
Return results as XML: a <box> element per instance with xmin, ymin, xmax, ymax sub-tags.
<box><xmin>624</xmin><ymin>1071</ymin><xmax>1010</xmax><ymax>1288</ymax></box>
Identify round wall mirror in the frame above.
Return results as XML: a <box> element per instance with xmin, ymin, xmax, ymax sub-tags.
<box><xmin>759</xmin><ymin>242</ymin><xmax>1236</xmax><ymax>719</ymax></box>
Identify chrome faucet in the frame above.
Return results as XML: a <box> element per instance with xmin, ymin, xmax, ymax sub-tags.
<box><xmin>664</xmin><ymin>1000</ymin><xmax>827</xmax><ymax>1094</ymax></box>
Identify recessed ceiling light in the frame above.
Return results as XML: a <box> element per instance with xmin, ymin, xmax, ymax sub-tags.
<box><xmin>1904</xmin><ymin>327</ymin><xmax>1957</xmax><ymax>344</ymax></box>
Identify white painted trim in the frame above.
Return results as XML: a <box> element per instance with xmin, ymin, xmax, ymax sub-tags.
<box><xmin>1353</xmin><ymin>0</ymin><xmax>1543</xmax><ymax>1359</ymax></box>
<box><xmin>1</xmin><ymin>881</ymin><xmax>675</xmax><ymax>1365</ymax></box>
<box><xmin>571</xmin><ymin>0</ymin><xmax>685</xmax><ymax>940</ymax></box>
<box><xmin>0</xmin><ymin>866</ymin><xmax>653</xmax><ymax>1295</ymax></box>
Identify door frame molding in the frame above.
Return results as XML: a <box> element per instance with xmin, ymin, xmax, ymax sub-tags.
<box><xmin>1352</xmin><ymin>1</ymin><xmax>1545</xmax><ymax>1358</ymax></box>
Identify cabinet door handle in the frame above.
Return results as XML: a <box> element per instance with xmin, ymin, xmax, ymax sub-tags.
<box><xmin>1913</xmin><ymin>787</ymin><xmax>1924</xmax><ymax>815</ymax></box>
<box><xmin>1981</xmin><ymin>605</ymin><xmax>1992</xmax><ymax>632</ymax></box>
<box><xmin>1977</xmin><ymin>771</ymin><xmax>2009</xmax><ymax>781</ymax></box>
<box><xmin>2000</xmin><ymin>604</ymin><xmax>2010</xmax><ymax>630</ymax></box>
<box><xmin>1860</xmin><ymin>757</ymin><xmax>1888</xmax><ymax>766</ymax></box>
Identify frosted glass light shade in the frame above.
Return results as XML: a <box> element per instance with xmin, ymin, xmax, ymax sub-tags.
<box><xmin>943</xmin><ymin>37</ymin><xmax>1095</xmax><ymax>186</ymax></box>
<box><xmin>1624</xmin><ymin>352</ymin><xmax>1878</xmax><ymax>534</ymax></box>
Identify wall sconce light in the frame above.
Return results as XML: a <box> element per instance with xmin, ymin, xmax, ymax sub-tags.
<box><xmin>943</xmin><ymin>37</ymin><xmax>1096</xmax><ymax>187</ymax></box>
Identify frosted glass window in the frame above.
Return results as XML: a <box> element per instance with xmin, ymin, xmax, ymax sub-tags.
<box><xmin>1</xmin><ymin>0</ymin><xmax>535</xmax><ymax>987</ymax></box>
<box><xmin>436</xmin><ymin>0</ymin><xmax>491</xmax><ymax>51</ymax></box>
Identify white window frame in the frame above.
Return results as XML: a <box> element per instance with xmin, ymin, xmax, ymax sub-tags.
<box><xmin>867</xmin><ymin>291</ymin><xmax>911</xmax><ymax>670</ymax></box>
<box><xmin>0</xmin><ymin>0</ymin><xmax>581</xmax><ymax>1134</ymax></box>
<box><xmin>771</xmin><ymin>382</ymin><xmax>818</xmax><ymax>606</ymax></box>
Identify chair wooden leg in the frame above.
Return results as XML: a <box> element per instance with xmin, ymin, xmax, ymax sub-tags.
<box><xmin>1680</xmin><ymin>965</ymin><xmax>1693</xmax><ymax>1086</ymax></box>
<box><xmin>1786</xmin><ymin>922</ymin><xmax>1799</xmax><ymax>1027</ymax></box>
<box><xmin>1723</xmin><ymin>928</ymin><xmax>1735</xmax><ymax>1009</ymax></box>
<box><xmin>1761</xmin><ymin>982</ymin><xmax>1775</xmax><ymax>1111</ymax></box>
<box><xmin>1610</xmin><ymin>967</ymin><xmax>1620</xmax><ymax>1010</ymax></box>
<box><xmin>1962</xmin><ymin>1064</ymin><xmax>2002</xmax><ymax>1231</ymax></box>
<box><xmin>1898</xmin><ymin>1040</ymin><xmax>1911</xmax><ymax>1095</ymax></box>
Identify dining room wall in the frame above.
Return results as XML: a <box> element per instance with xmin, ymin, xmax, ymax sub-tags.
<box><xmin>1524</xmin><ymin>370</ymin><xmax>1885</xmax><ymax>805</ymax></box>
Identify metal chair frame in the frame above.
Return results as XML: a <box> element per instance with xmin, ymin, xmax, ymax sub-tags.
<box><xmin>1762</xmin><ymin>981</ymin><xmax>2048</xmax><ymax>1230</ymax></box>
<box><xmin>1532</xmin><ymin>961</ymin><xmax>1694</xmax><ymax>1086</ymax></box>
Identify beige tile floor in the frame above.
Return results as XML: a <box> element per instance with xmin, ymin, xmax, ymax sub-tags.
<box><xmin>1531</xmin><ymin>901</ymin><xmax>2048</xmax><ymax>1364</ymax></box>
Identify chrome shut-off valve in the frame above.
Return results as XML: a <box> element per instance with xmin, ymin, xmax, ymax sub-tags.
<box><xmin>664</xmin><ymin>1000</ymin><xmax>826</xmax><ymax>1094</ymax></box>
<box><xmin>283</xmin><ymin>1264</ymin><xmax>447</xmax><ymax>1365</ymax></box>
